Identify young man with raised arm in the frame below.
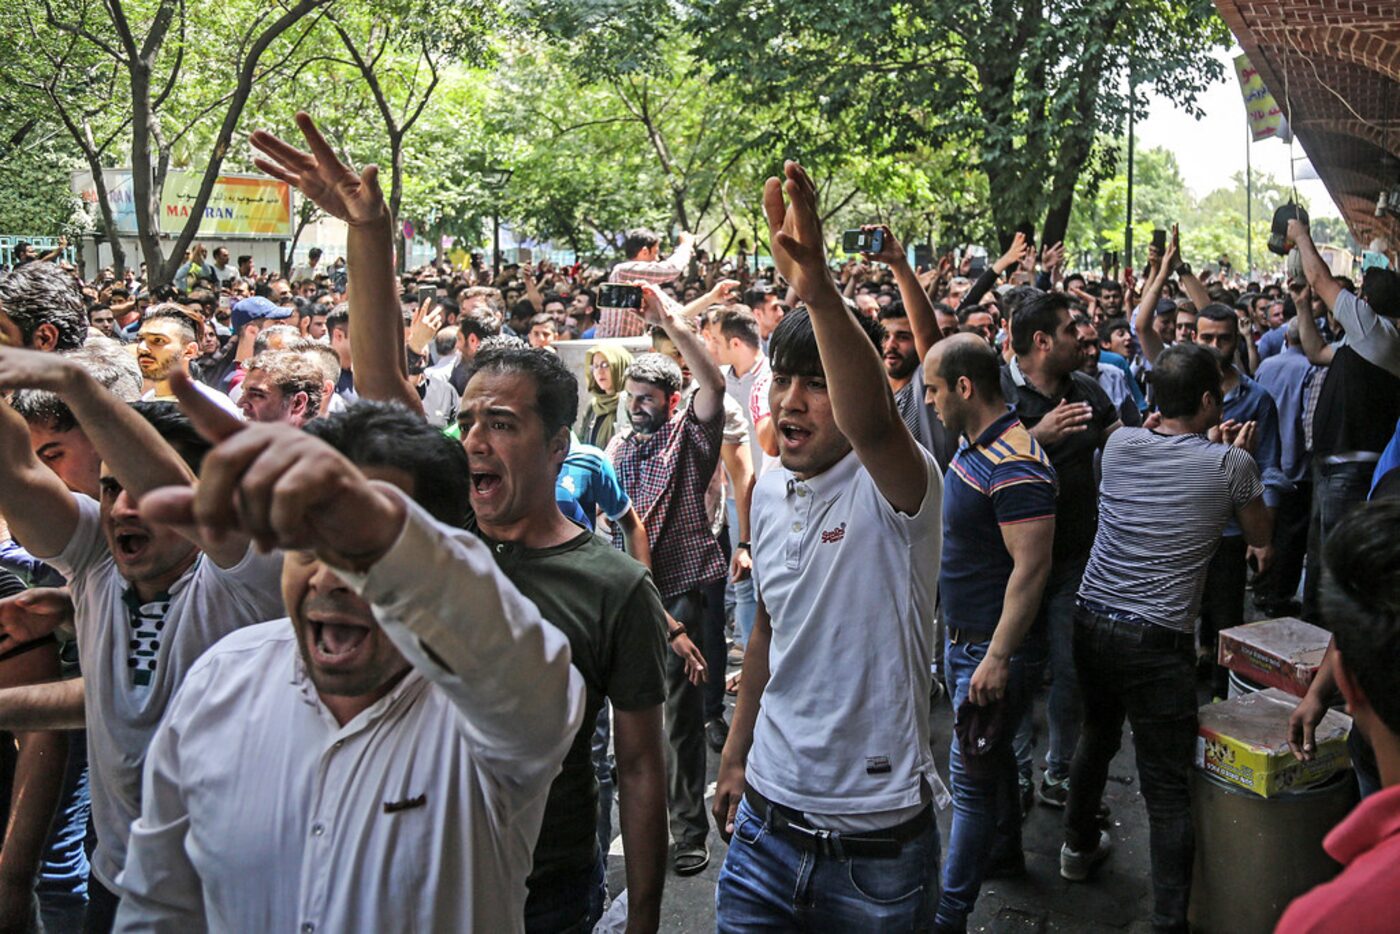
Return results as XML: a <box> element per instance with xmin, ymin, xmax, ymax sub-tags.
<box><xmin>712</xmin><ymin>163</ymin><xmax>944</xmax><ymax>931</ymax></box>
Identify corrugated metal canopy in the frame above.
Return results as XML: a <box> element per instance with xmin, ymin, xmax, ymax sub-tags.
<box><xmin>1214</xmin><ymin>0</ymin><xmax>1400</xmax><ymax>246</ymax></box>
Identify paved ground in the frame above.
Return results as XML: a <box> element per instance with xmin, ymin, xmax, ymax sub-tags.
<box><xmin>602</xmin><ymin>680</ymin><xmax>1161</xmax><ymax>932</ymax></box>
<box><xmin>602</xmin><ymin>601</ymin><xmax>1284</xmax><ymax>931</ymax></box>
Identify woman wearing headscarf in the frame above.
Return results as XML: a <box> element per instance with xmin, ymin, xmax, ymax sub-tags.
<box><xmin>580</xmin><ymin>344</ymin><xmax>632</xmax><ymax>448</ymax></box>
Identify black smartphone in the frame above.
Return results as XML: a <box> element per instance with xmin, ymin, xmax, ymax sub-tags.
<box><xmin>597</xmin><ymin>282</ymin><xmax>643</xmax><ymax>310</ymax></box>
<box><xmin>416</xmin><ymin>284</ymin><xmax>435</xmax><ymax>304</ymax></box>
<box><xmin>913</xmin><ymin>243</ymin><xmax>933</xmax><ymax>268</ymax></box>
<box><xmin>1152</xmin><ymin>228</ymin><xmax>1167</xmax><ymax>253</ymax></box>
<box><xmin>841</xmin><ymin>228</ymin><xmax>884</xmax><ymax>255</ymax></box>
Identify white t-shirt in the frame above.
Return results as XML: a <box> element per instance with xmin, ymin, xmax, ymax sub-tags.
<box><xmin>748</xmin><ymin>447</ymin><xmax>944</xmax><ymax>829</ymax></box>
<box><xmin>48</xmin><ymin>495</ymin><xmax>285</xmax><ymax>890</ymax></box>
<box><xmin>142</xmin><ymin>380</ymin><xmax>243</xmax><ymax>420</ymax></box>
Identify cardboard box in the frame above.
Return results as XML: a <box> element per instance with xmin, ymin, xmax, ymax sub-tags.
<box><xmin>1217</xmin><ymin>617</ymin><xmax>1331</xmax><ymax>698</ymax></box>
<box><xmin>1195</xmin><ymin>688</ymin><xmax>1351</xmax><ymax>798</ymax></box>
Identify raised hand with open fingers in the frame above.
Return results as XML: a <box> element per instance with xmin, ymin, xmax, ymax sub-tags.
<box><xmin>250</xmin><ymin>112</ymin><xmax>388</xmax><ymax>229</ymax></box>
<box><xmin>762</xmin><ymin>161</ymin><xmax>835</xmax><ymax>304</ymax></box>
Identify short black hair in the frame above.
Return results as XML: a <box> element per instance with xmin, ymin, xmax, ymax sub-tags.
<box><xmin>458</xmin><ymin>311</ymin><xmax>499</xmax><ymax>342</ymax></box>
<box><xmin>1097</xmin><ymin>317</ymin><xmax>1130</xmax><ymax>346</ymax></box>
<box><xmin>0</xmin><ymin>262</ymin><xmax>87</xmax><ymax>350</ymax></box>
<box><xmin>1010</xmin><ymin>291</ymin><xmax>1070</xmax><ymax>356</ymax></box>
<box><xmin>624</xmin><ymin>352</ymin><xmax>683</xmax><ymax>397</ymax></box>
<box><xmin>936</xmin><ymin>338</ymin><xmax>1003</xmax><ymax>401</ymax></box>
<box><xmin>304</xmin><ymin>401</ymin><xmax>472</xmax><ymax>528</ymax></box>
<box><xmin>769</xmin><ymin>305</ymin><xmax>884</xmax><ymax>378</ymax></box>
<box><xmin>130</xmin><ymin>401</ymin><xmax>211</xmax><ymax>473</ymax></box>
<box><xmin>142</xmin><ymin>306</ymin><xmax>200</xmax><ymax>345</ymax></box>
<box><xmin>877</xmin><ymin>301</ymin><xmax>908</xmax><ymax>323</ymax></box>
<box><xmin>1361</xmin><ymin>267</ymin><xmax>1400</xmax><ymax>318</ymax></box>
<box><xmin>714</xmin><ymin>307</ymin><xmax>760</xmax><ymax>349</ymax></box>
<box><xmin>1322</xmin><ymin>499</ymin><xmax>1400</xmax><ymax>735</ymax></box>
<box><xmin>623</xmin><ymin>228</ymin><xmax>660</xmax><ymax>259</ymax></box>
<box><xmin>325</xmin><ymin>306</ymin><xmax>350</xmax><ymax>336</ymax></box>
<box><xmin>1197</xmin><ymin>302</ymin><xmax>1238</xmax><ymax>331</ymax></box>
<box><xmin>237</xmin><ymin>254</ymin><xmax>253</xmax><ymax>266</ymax></box>
<box><xmin>1152</xmin><ymin>343</ymin><xmax>1222</xmax><ymax>419</ymax></box>
<box><xmin>466</xmin><ymin>344</ymin><xmax>579</xmax><ymax>440</ymax></box>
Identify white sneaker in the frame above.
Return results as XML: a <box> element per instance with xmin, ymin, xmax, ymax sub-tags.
<box><xmin>1060</xmin><ymin>830</ymin><xmax>1112</xmax><ymax>881</ymax></box>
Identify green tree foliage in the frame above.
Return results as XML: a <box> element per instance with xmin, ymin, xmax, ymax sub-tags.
<box><xmin>687</xmin><ymin>0</ymin><xmax>1230</xmax><ymax>246</ymax></box>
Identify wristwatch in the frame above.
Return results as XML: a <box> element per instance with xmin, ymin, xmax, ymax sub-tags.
<box><xmin>736</xmin><ymin>541</ymin><xmax>751</xmax><ymax>551</ymax></box>
<box><xmin>667</xmin><ymin>624</ymin><xmax>688</xmax><ymax>643</ymax></box>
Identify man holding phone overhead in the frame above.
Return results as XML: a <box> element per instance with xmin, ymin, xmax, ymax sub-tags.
<box><xmin>599</xmin><ymin>228</ymin><xmax>695</xmax><ymax>337</ymax></box>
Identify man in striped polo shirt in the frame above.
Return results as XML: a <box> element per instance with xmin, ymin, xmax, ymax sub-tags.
<box><xmin>925</xmin><ymin>334</ymin><xmax>1057</xmax><ymax>932</ymax></box>
<box><xmin>1061</xmin><ymin>343</ymin><xmax>1272</xmax><ymax>933</ymax></box>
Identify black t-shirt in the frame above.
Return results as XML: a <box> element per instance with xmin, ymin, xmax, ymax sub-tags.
<box><xmin>483</xmin><ymin>530</ymin><xmax>667</xmax><ymax>884</ymax></box>
<box><xmin>1001</xmin><ymin>364</ymin><xmax>1118</xmax><ymax>567</ymax></box>
<box><xmin>1312</xmin><ymin>345</ymin><xmax>1400</xmax><ymax>458</ymax></box>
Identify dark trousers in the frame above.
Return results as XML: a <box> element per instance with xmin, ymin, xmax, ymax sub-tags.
<box><xmin>664</xmin><ymin>590</ymin><xmax>709</xmax><ymax>848</ymax></box>
<box><xmin>1253</xmin><ymin>481</ymin><xmax>1311</xmax><ymax>613</ymax></box>
<box><xmin>1198</xmin><ymin>535</ymin><xmax>1246</xmax><ymax>697</ymax></box>
<box><xmin>1303</xmin><ymin>461</ymin><xmax>1376</xmax><ymax>620</ymax></box>
<box><xmin>83</xmin><ymin>877</ymin><xmax>120</xmax><ymax>934</ymax></box>
<box><xmin>1066</xmin><ymin>607</ymin><xmax>1197</xmax><ymax>933</ymax></box>
<box><xmin>524</xmin><ymin>856</ymin><xmax>607</xmax><ymax>934</ymax></box>
<box><xmin>700</xmin><ymin>577</ymin><xmax>728</xmax><ymax>723</ymax></box>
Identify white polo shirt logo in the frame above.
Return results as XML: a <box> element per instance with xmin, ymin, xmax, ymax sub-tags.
<box><xmin>819</xmin><ymin>523</ymin><xmax>847</xmax><ymax>544</ymax></box>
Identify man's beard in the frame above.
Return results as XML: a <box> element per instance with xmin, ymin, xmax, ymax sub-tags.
<box><xmin>630</xmin><ymin>410</ymin><xmax>668</xmax><ymax>435</ymax></box>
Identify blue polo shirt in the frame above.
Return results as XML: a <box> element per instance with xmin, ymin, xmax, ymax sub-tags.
<box><xmin>556</xmin><ymin>435</ymin><xmax>631</xmax><ymax>525</ymax></box>
<box><xmin>940</xmin><ymin>410</ymin><xmax>1058</xmax><ymax>637</ymax></box>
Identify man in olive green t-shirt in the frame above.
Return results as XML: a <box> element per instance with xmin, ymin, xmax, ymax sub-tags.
<box><xmin>457</xmin><ymin>344</ymin><xmax>669</xmax><ymax>934</ymax></box>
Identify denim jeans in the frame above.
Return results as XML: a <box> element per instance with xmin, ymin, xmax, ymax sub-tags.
<box><xmin>1303</xmin><ymin>461</ymin><xmax>1376</xmax><ymax>620</ymax></box>
<box><xmin>1015</xmin><ymin>559</ymin><xmax>1085</xmax><ymax>783</ymax></box>
<box><xmin>524</xmin><ymin>855</ymin><xmax>607</xmax><ymax>934</ymax></box>
<box><xmin>726</xmin><ymin>497</ymin><xmax>758</xmax><ymax>646</ymax></box>
<box><xmin>1065</xmin><ymin>605</ymin><xmax>1197</xmax><ymax>933</ymax></box>
<box><xmin>716</xmin><ymin>796</ymin><xmax>940</xmax><ymax>932</ymax></box>
<box><xmin>937</xmin><ymin>637</ymin><xmax>1033</xmax><ymax>930</ymax></box>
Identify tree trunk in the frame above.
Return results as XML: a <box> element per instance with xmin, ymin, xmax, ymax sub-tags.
<box><xmin>128</xmin><ymin>60</ymin><xmax>170</xmax><ymax>287</ymax></box>
<box><xmin>389</xmin><ymin>135</ymin><xmax>405</xmax><ymax>272</ymax></box>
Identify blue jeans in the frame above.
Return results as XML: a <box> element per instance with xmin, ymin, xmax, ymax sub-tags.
<box><xmin>938</xmin><ymin>637</ymin><xmax>1033</xmax><ymax>930</ymax></box>
<box><xmin>716</xmin><ymin>796</ymin><xmax>940</xmax><ymax>932</ymax></box>
<box><xmin>1066</xmin><ymin>605</ymin><xmax>1197</xmax><ymax>933</ymax></box>
<box><xmin>1015</xmin><ymin>560</ymin><xmax>1085</xmax><ymax>783</ymax></box>
<box><xmin>524</xmin><ymin>855</ymin><xmax>607</xmax><ymax>934</ymax></box>
<box><xmin>726</xmin><ymin>498</ymin><xmax>757</xmax><ymax>646</ymax></box>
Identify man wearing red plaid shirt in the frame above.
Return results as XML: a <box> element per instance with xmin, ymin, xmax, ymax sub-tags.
<box><xmin>607</xmin><ymin>282</ymin><xmax>724</xmax><ymax>876</ymax></box>
<box><xmin>598</xmin><ymin>228</ymin><xmax>695</xmax><ymax>338</ymax></box>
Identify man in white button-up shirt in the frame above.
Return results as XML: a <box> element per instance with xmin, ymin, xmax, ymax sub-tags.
<box><xmin>115</xmin><ymin>382</ymin><xmax>584</xmax><ymax>933</ymax></box>
<box><xmin>712</xmin><ymin>163</ymin><xmax>944</xmax><ymax>931</ymax></box>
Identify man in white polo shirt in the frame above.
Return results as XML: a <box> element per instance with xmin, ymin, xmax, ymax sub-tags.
<box><xmin>713</xmin><ymin>162</ymin><xmax>944</xmax><ymax>930</ymax></box>
<box><xmin>0</xmin><ymin>347</ymin><xmax>284</xmax><ymax>932</ymax></box>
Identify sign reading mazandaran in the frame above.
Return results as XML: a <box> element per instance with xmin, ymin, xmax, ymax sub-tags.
<box><xmin>71</xmin><ymin>169</ymin><xmax>293</xmax><ymax>239</ymax></box>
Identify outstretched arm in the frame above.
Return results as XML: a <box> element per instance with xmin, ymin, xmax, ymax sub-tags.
<box><xmin>251</xmin><ymin>113</ymin><xmax>423</xmax><ymax>417</ymax></box>
<box><xmin>637</xmin><ymin>285</ymin><xmax>726</xmax><ymax>426</ymax></box>
<box><xmin>763</xmin><ymin>162</ymin><xmax>927</xmax><ymax>513</ymax></box>
<box><xmin>866</xmin><ymin>226</ymin><xmax>941</xmax><ymax>361</ymax></box>
<box><xmin>1133</xmin><ymin>225</ymin><xmax>1179</xmax><ymax>366</ymax></box>
<box><xmin>1289</xmin><ymin>220</ymin><xmax>1343</xmax><ymax>311</ymax></box>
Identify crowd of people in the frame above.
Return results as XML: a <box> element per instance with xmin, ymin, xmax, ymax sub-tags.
<box><xmin>0</xmin><ymin>111</ymin><xmax>1397</xmax><ymax>934</ymax></box>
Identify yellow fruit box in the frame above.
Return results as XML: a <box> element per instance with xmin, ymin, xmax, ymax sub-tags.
<box><xmin>1195</xmin><ymin>688</ymin><xmax>1351</xmax><ymax>798</ymax></box>
<box><xmin>1217</xmin><ymin>617</ymin><xmax>1331</xmax><ymax>698</ymax></box>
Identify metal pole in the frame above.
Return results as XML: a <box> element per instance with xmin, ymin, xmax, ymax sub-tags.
<box><xmin>492</xmin><ymin>211</ymin><xmax>501</xmax><ymax>280</ymax></box>
<box><xmin>1246</xmin><ymin>123</ymin><xmax>1253</xmax><ymax>275</ymax></box>
<box><xmin>1125</xmin><ymin>84</ymin><xmax>1135</xmax><ymax>276</ymax></box>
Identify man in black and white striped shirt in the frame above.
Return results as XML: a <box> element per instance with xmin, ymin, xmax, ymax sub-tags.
<box><xmin>1059</xmin><ymin>343</ymin><xmax>1272</xmax><ymax>934</ymax></box>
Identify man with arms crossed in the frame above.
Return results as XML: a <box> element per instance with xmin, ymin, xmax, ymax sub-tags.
<box><xmin>713</xmin><ymin>162</ymin><xmax>944</xmax><ymax>930</ymax></box>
